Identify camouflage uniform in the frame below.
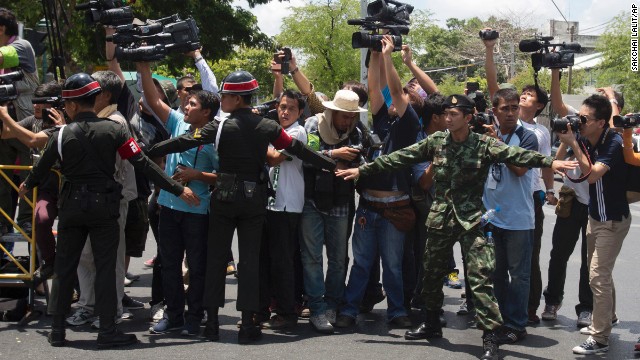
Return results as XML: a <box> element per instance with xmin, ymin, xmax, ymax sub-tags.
<box><xmin>359</xmin><ymin>130</ymin><xmax>554</xmax><ymax>331</ymax></box>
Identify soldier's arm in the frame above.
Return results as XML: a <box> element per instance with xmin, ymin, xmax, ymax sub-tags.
<box><xmin>488</xmin><ymin>136</ymin><xmax>553</xmax><ymax>168</ymax></box>
<box><xmin>266</xmin><ymin>120</ymin><xmax>335</xmax><ymax>171</ymax></box>
<box><xmin>145</xmin><ymin>120</ymin><xmax>218</xmax><ymax>158</ymax></box>
<box><xmin>23</xmin><ymin>134</ymin><xmax>60</xmax><ymax>190</ymax></box>
<box><xmin>360</xmin><ymin>138</ymin><xmax>431</xmax><ymax>176</ymax></box>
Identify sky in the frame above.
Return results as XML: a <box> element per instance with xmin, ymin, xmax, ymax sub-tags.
<box><xmin>233</xmin><ymin>0</ymin><xmax>631</xmax><ymax>38</ymax></box>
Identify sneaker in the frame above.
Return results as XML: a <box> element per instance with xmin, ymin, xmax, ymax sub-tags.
<box><xmin>541</xmin><ymin>303</ymin><xmax>561</xmax><ymax>321</ymax></box>
<box><xmin>580</xmin><ymin>318</ymin><xmax>620</xmax><ymax>335</ymax></box>
<box><xmin>91</xmin><ymin>315</ymin><xmax>123</xmax><ymax>329</ymax></box>
<box><xmin>124</xmin><ymin>277</ymin><xmax>133</xmax><ymax>287</ymax></box>
<box><xmin>457</xmin><ymin>301</ymin><xmax>469</xmax><ymax>315</ymax></box>
<box><xmin>226</xmin><ymin>261</ymin><xmax>236</xmax><ymax>276</ymax></box>
<box><xmin>577</xmin><ymin>311</ymin><xmax>592</xmax><ymax>328</ymax></box>
<box><xmin>572</xmin><ymin>336</ymin><xmax>609</xmax><ymax>354</ymax></box>
<box><xmin>309</xmin><ymin>313</ymin><xmax>334</xmax><ymax>334</ymax></box>
<box><xmin>335</xmin><ymin>314</ymin><xmax>355</xmax><ymax>328</ymax></box>
<box><xmin>121</xmin><ymin>311</ymin><xmax>133</xmax><ymax>320</ymax></box>
<box><xmin>122</xmin><ymin>294</ymin><xmax>144</xmax><ymax>310</ymax></box>
<box><xmin>261</xmin><ymin>314</ymin><xmax>297</xmax><ymax>330</ymax></box>
<box><xmin>66</xmin><ymin>308</ymin><xmax>96</xmax><ymax>326</ymax></box>
<box><xmin>149</xmin><ymin>316</ymin><xmax>184</xmax><ymax>334</ymax></box>
<box><xmin>125</xmin><ymin>272</ymin><xmax>140</xmax><ymax>281</ymax></box>
<box><xmin>496</xmin><ymin>326</ymin><xmax>527</xmax><ymax>344</ymax></box>
<box><xmin>325</xmin><ymin>309</ymin><xmax>337</xmax><ymax>325</ymax></box>
<box><xmin>180</xmin><ymin>322</ymin><xmax>200</xmax><ymax>336</ymax></box>
<box><xmin>149</xmin><ymin>303</ymin><xmax>165</xmax><ymax>322</ymax></box>
<box><xmin>444</xmin><ymin>271</ymin><xmax>462</xmax><ymax>289</ymax></box>
<box><xmin>527</xmin><ymin>310</ymin><xmax>540</xmax><ymax>325</ymax></box>
<box><xmin>143</xmin><ymin>256</ymin><xmax>156</xmax><ymax>268</ymax></box>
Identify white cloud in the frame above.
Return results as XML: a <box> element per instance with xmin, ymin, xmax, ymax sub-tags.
<box><xmin>234</xmin><ymin>0</ymin><xmax>630</xmax><ymax>37</ymax></box>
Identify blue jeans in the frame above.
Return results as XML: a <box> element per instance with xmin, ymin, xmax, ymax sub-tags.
<box><xmin>492</xmin><ymin>226</ymin><xmax>533</xmax><ymax>331</ymax></box>
<box><xmin>158</xmin><ymin>207</ymin><xmax>208</xmax><ymax>325</ymax></box>
<box><xmin>300</xmin><ymin>200</ymin><xmax>348</xmax><ymax>316</ymax></box>
<box><xmin>342</xmin><ymin>205</ymin><xmax>407</xmax><ymax>321</ymax></box>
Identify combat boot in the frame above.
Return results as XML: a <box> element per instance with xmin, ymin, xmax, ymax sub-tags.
<box><xmin>48</xmin><ymin>315</ymin><xmax>66</xmax><ymax>347</ymax></box>
<box><xmin>404</xmin><ymin>310</ymin><xmax>442</xmax><ymax>340</ymax></box>
<box><xmin>96</xmin><ymin>315</ymin><xmax>138</xmax><ymax>349</ymax></box>
<box><xmin>480</xmin><ymin>330</ymin><xmax>499</xmax><ymax>360</ymax></box>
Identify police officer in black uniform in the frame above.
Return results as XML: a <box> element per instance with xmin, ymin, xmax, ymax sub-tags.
<box><xmin>145</xmin><ymin>70</ymin><xmax>335</xmax><ymax>344</ymax></box>
<box><xmin>19</xmin><ymin>73</ymin><xmax>199</xmax><ymax>348</ymax></box>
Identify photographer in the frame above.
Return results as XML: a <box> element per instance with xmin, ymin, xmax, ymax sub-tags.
<box><xmin>483</xmin><ymin>31</ymin><xmax>554</xmax><ymax>324</ymax></box>
<box><xmin>337</xmin><ymin>35</ymin><xmax>419</xmax><ymax>329</ymax></box>
<box><xmin>174</xmin><ymin>48</ymin><xmax>220</xmax><ymax>116</ymax></box>
<box><xmin>137</xmin><ymin>61</ymin><xmax>219</xmax><ymax>337</ymax></box>
<box><xmin>0</xmin><ymin>81</ymin><xmax>63</xmax><ymax>284</ymax></box>
<box><xmin>554</xmin><ymin>95</ymin><xmax>630</xmax><ymax>355</ymax></box>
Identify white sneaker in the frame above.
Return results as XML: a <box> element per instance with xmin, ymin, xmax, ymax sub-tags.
<box><xmin>150</xmin><ymin>303</ymin><xmax>165</xmax><ymax>322</ymax></box>
<box><xmin>66</xmin><ymin>308</ymin><xmax>96</xmax><ymax>326</ymax></box>
<box><xmin>124</xmin><ymin>277</ymin><xmax>133</xmax><ymax>287</ymax></box>
<box><xmin>309</xmin><ymin>313</ymin><xmax>334</xmax><ymax>334</ymax></box>
<box><xmin>572</xmin><ymin>336</ymin><xmax>609</xmax><ymax>354</ymax></box>
<box><xmin>580</xmin><ymin>318</ymin><xmax>619</xmax><ymax>335</ymax></box>
<box><xmin>325</xmin><ymin>309</ymin><xmax>337</xmax><ymax>325</ymax></box>
<box><xmin>91</xmin><ymin>315</ymin><xmax>123</xmax><ymax>329</ymax></box>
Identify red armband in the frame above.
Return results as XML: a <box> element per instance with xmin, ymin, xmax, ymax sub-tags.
<box><xmin>118</xmin><ymin>138</ymin><xmax>142</xmax><ymax>160</ymax></box>
<box><xmin>272</xmin><ymin>129</ymin><xmax>293</xmax><ymax>150</ymax></box>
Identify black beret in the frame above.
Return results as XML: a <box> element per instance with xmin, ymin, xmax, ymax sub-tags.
<box><xmin>444</xmin><ymin>94</ymin><xmax>475</xmax><ymax>109</ymax></box>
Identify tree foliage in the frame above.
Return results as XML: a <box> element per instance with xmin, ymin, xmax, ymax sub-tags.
<box><xmin>596</xmin><ymin>11</ymin><xmax>640</xmax><ymax>111</ymax></box>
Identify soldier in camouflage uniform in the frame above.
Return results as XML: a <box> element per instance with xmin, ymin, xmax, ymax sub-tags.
<box><xmin>336</xmin><ymin>94</ymin><xmax>577</xmax><ymax>360</ymax></box>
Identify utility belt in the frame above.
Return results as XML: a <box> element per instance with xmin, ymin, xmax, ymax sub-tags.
<box><xmin>213</xmin><ymin>172</ymin><xmax>266</xmax><ymax>202</ymax></box>
<box><xmin>59</xmin><ymin>180</ymin><xmax>122</xmax><ymax>213</ymax></box>
<box><xmin>360</xmin><ymin>196</ymin><xmax>415</xmax><ymax>232</ymax></box>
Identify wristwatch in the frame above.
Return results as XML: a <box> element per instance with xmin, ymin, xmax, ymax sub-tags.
<box><xmin>546</xmin><ymin>189</ymin><xmax>555</xmax><ymax>195</ymax></box>
<box><xmin>194</xmin><ymin>56</ymin><xmax>204</xmax><ymax>63</ymax></box>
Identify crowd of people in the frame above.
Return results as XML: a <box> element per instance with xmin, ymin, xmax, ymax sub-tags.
<box><xmin>0</xmin><ymin>6</ymin><xmax>637</xmax><ymax>360</ymax></box>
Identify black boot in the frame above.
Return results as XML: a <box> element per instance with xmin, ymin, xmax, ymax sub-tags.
<box><xmin>96</xmin><ymin>315</ymin><xmax>138</xmax><ymax>349</ymax></box>
<box><xmin>404</xmin><ymin>310</ymin><xmax>443</xmax><ymax>340</ymax></box>
<box><xmin>238</xmin><ymin>311</ymin><xmax>262</xmax><ymax>344</ymax></box>
<box><xmin>480</xmin><ymin>330</ymin><xmax>499</xmax><ymax>360</ymax></box>
<box><xmin>202</xmin><ymin>308</ymin><xmax>220</xmax><ymax>341</ymax></box>
<box><xmin>48</xmin><ymin>315</ymin><xmax>66</xmax><ymax>347</ymax></box>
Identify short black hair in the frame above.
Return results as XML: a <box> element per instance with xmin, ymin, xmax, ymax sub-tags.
<box><xmin>191</xmin><ymin>90</ymin><xmax>220</xmax><ymax>121</ymax></box>
<box><xmin>0</xmin><ymin>8</ymin><xmax>18</xmax><ymax>36</ymax></box>
<box><xmin>240</xmin><ymin>94</ymin><xmax>253</xmax><ymax>106</ymax></box>
<box><xmin>583</xmin><ymin>94</ymin><xmax>612</xmax><ymax>126</ymax></box>
<box><xmin>177</xmin><ymin>76</ymin><xmax>196</xmax><ymax>90</ymax></box>
<box><xmin>34</xmin><ymin>81</ymin><xmax>62</xmax><ymax>98</ymax></box>
<box><xmin>69</xmin><ymin>94</ymin><xmax>98</xmax><ymax>109</ymax></box>
<box><xmin>522</xmin><ymin>84</ymin><xmax>549</xmax><ymax>117</ymax></box>
<box><xmin>423</xmin><ymin>93</ymin><xmax>446</xmax><ymax>126</ymax></box>
<box><xmin>403</xmin><ymin>87</ymin><xmax>424</xmax><ymax>118</ymax></box>
<box><xmin>278</xmin><ymin>89</ymin><xmax>305</xmax><ymax>111</ymax></box>
<box><xmin>341</xmin><ymin>81</ymin><xmax>368</xmax><ymax>107</ymax></box>
<box><xmin>492</xmin><ymin>88</ymin><xmax>520</xmax><ymax>108</ymax></box>
<box><xmin>92</xmin><ymin>71</ymin><xmax>122</xmax><ymax>105</ymax></box>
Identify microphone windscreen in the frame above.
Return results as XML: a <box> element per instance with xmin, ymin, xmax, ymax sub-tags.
<box><xmin>518</xmin><ymin>39</ymin><xmax>542</xmax><ymax>52</ymax></box>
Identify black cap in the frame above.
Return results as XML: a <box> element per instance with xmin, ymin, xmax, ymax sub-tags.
<box><xmin>444</xmin><ymin>94</ymin><xmax>475</xmax><ymax>110</ymax></box>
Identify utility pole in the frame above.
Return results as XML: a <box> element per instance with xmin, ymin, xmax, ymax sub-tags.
<box><xmin>360</xmin><ymin>0</ymin><xmax>368</xmax><ymax>124</ymax></box>
<box><xmin>509</xmin><ymin>43</ymin><xmax>516</xmax><ymax>79</ymax></box>
<box><xmin>567</xmin><ymin>25</ymin><xmax>575</xmax><ymax>94</ymax></box>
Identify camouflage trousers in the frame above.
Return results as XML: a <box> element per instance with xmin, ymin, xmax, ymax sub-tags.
<box><xmin>421</xmin><ymin>217</ymin><xmax>503</xmax><ymax>331</ymax></box>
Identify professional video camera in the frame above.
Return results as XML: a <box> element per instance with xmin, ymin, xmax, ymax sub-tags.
<box><xmin>32</xmin><ymin>96</ymin><xmax>64</xmax><ymax>126</ymax></box>
<box><xmin>0</xmin><ymin>70</ymin><xmax>23</xmax><ymax>104</ymax></box>
<box><xmin>551</xmin><ymin>115</ymin><xmax>582</xmax><ymax>133</ymax></box>
<box><xmin>518</xmin><ymin>36</ymin><xmax>582</xmax><ymax>70</ymax></box>
<box><xmin>469</xmin><ymin>112</ymin><xmax>495</xmax><ymax>134</ymax></box>
<box><xmin>253</xmin><ymin>99</ymin><xmax>278</xmax><ymax>120</ymax></box>
<box><xmin>613</xmin><ymin>114</ymin><xmax>640</xmax><ymax>128</ymax></box>
<box><xmin>75</xmin><ymin>0</ymin><xmax>134</xmax><ymax>26</ymax></box>
<box><xmin>108</xmin><ymin>15</ymin><xmax>201</xmax><ymax>62</ymax></box>
<box><xmin>348</xmin><ymin>0</ymin><xmax>413</xmax><ymax>52</ymax></box>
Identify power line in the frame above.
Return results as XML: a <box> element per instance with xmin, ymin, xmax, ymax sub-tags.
<box><xmin>580</xmin><ymin>18</ymin><xmax>614</xmax><ymax>31</ymax></box>
<box><xmin>549</xmin><ymin>0</ymin><xmax>570</xmax><ymax>24</ymax></box>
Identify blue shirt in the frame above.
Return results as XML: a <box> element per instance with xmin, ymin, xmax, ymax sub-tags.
<box><xmin>581</xmin><ymin>129</ymin><xmax>629</xmax><ymax>221</ymax></box>
<box><xmin>483</xmin><ymin>125</ymin><xmax>538</xmax><ymax>230</ymax></box>
<box><xmin>158</xmin><ymin>110</ymin><xmax>219</xmax><ymax>214</ymax></box>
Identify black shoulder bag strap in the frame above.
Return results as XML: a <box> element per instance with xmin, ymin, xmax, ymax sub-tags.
<box><xmin>67</xmin><ymin>122</ymin><xmax>118</xmax><ymax>184</ymax></box>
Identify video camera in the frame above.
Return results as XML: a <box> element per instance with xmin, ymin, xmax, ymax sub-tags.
<box><xmin>253</xmin><ymin>99</ymin><xmax>278</xmax><ymax>120</ymax></box>
<box><xmin>108</xmin><ymin>15</ymin><xmax>201</xmax><ymax>62</ymax></box>
<box><xmin>613</xmin><ymin>114</ymin><xmax>640</xmax><ymax>129</ymax></box>
<box><xmin>348</xmin><ymin>0</ymin><xmax>413</xmax><ymax>52</ymax></box>
<box><xmin>0</xmin><ymin>70</ymin><xmax>23</xmax><ymax>104</ymax></box>
<box><xmin>32</xmin><ymin>96</ymin><xmax>64</xmax><ymax>126</ymax></box>
<box><xmin>518</xmin><ymin>36</ymin><xmax>582</xmax><ymax>70</ymax></box>
<box><xmin>75</xmin><ymin>0</ymin><xmax>134</xmax><ymax>26</ymax></box>
<box><xmin>469</xmin><ymin>112</ymin><xmax>495</xmax><ymax>134</ymax></box>
<box><xmin>551</xmin><ymin>115</ymin><xmax>582</xmax><ymax>133</ymax></box>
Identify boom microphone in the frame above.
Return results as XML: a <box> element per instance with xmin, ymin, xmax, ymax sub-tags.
<box><xmin>518</xmin><ymin>39</ymin><xmax>542</xmax><ymax>52</ymax></box>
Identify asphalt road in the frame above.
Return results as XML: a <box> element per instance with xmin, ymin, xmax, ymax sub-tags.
<box><xmin>2</xmin><ymin>191</ymin><xmax>640</xmax><ymax>360</ymax></box>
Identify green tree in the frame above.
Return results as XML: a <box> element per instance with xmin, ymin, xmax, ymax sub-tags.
<box><xmin>596</xmin><ymin>11</ymin><xmax>640</xmax><ymax>111</ymax></box>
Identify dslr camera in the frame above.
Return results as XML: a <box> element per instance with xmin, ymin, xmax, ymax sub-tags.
<box><xmin>518</xmin><ymin>36</ymin><xmax>582</xmax><ymax>70</ymax></box>
<box><xmin>551</xmin><ymin>115</ymin><xmax>582</xmax><ymax>133</ymax></box>
<box><xmin>253</xmin><ymin>99</ymin><xmax>278</xmax><ymax>120</ymax></box>
<box><xmin>75</xmin><ymin>0</ymin><xmax>134</xmax><ymax>26</ymax></box>
<box><xmin>0</xmin><ymin>70</ymin><xmax>23</xmax><ymax>104</ymax></box>
<box><xmin>107</xmin><ymin>15</ymin><xmax>201</xmax><ymax>62</ymax></box>
<box><xmin>348</xmin><ymin>0</ymin><xmax>413</xmax><ymax>52</ymax></box>
<box><xmin>273</xmin><ymin>48</ymin><xmax>292</xmax><ymax>75</ymax></box>
<box><xmin>469</xmin><ymin>112</ymin><xmax>495</xmax><ymax>134</ymax></box>
<box><xmin>613</xmin><ymin>114</ymin><xmax>640</xmax><ymax>129</ymax></box>
<box><xmin>32</xmin><ymin>96</ymin><xmax>64</xmax><ymax>126</ymax></box>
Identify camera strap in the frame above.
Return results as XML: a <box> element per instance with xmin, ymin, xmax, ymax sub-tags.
<box><xmin>563</xmin><ymin>136</ymin><xmax>594</xmax><ymax>183</ymax></box>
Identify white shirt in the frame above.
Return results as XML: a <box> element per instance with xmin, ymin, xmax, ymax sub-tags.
<box><xmin>559</xmin><ymin>106</ymin><xmax>590</xmax><ymax>205</ymax></box>
<box><xmin>520</xmin><ymin>119</ymin><xmax>551</xmax><ymax>192</ymax></box>
<box><xmin>267</xmin><ymin>123</ymin><xmax>307</xmax><ymax>213</ymax></box>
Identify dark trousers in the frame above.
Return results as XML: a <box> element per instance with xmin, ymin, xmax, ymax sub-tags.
<box><xmin>205</xmin><ymin>187</ymin><xmax>266</xmax><ymax>313</ymax></box>
<box><xmin>259</xmin><ymin>210</ymin><xmax>300</xmax><ymax>317</ymax></box>
<box><xmin>159</xmin><ymin>207</ymin><xmax>208</xmax><ymax>324</ymax></box>
<box><xmin>0</xmin><ymin>139</ymin><xmax>32</xmax><ymax>230</ymax></box>
<box><xmin>528</xmin><ymin>191</ymin><xmax>545</xmax><ymax>313</ymax></box>
<box><xmin>49</xmin><ymin>197</ymin><xmax>119</xmax><ymax>318</ymax></box>
<box><xmin>148</xmin><ymin>192</ymin><xmax>164</xmax><ymax>306</ymax></box>
<box><xmin>35</xmin><ymin>191</ymin><xmax>58</xmax><ymax>264</ymax></box>
<box><xmin>543</xmin><ymin>198</ymin><xmax>592</xmax><ymax>315</ymax></box>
